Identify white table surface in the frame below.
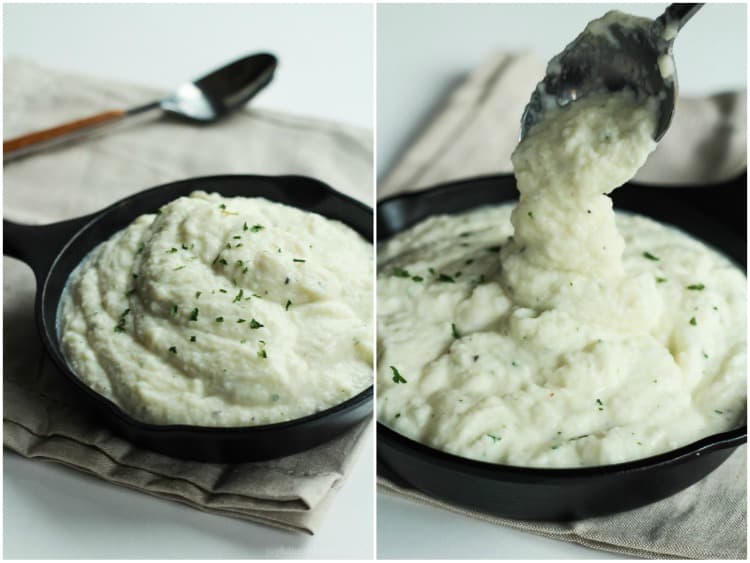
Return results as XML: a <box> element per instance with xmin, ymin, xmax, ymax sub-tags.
<box><xmin>3</xmin><ymin>3</ymin><xmax>374</xmax><ymax>560</ymax></box>
<box><xmin>375</xmin><ymin>3</ymin><xmax>745</xmax><ymax>559</ymax></box>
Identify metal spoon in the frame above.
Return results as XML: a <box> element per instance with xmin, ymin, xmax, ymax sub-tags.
<box><xmin>520</xmin><ymin>4</ymin><xmax>703</xmax><ymax>142</ymax></box>
<box><xmin>4</xmin><ymin>52</ymin><xmax>278</xmax><ymax>160</ymax></box>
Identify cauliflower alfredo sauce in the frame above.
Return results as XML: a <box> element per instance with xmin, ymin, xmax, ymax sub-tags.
<box><xmin>377</xmin><ymin>89</ymin><xmax>746</xmax><ymax>468</ymax></box>
<box><xmin>60</xmin><ymin>192</ymin><xmax>373</xmax><ymax>427</ymax></box>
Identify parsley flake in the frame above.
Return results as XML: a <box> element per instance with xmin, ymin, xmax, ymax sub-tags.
<box><xmin>251</xmin><ymin>224</ymin><xmax>264</xmax><ymax>233</ymax></box>
<box><xmin>215</xmin><ymin>316</ymin><xmax>224</xmax><ymax>323</ymax></box>
<box><xmin>687</xmin><ymin>284</ymin><xmax>705</xmax><ymax>291</ymax></box>
<box><xmin>249</xmin><ymin>319</ymin><xmax>264</xmax><ymax>329</ymax></box>
<box><xmin>390</xmin><ymin>366</ymin><xmax>407</xmax><ymax>384</ymax></box>
<box><xmin>285</xmin><ymin>300</ymin><xmax>292</xmax><ymax>311</ymax></box>
<box><xmin>643</xmin><ymin>251</ymin><xmax>660</xmax><ymax>261</ymax></box>
<box><xmin>451</xmin><ymin>323</ymin><xmax>460</xmax><ymax>339</ymax></box>
<box><xmin>233</xmin><ymin>289</ymin><xmax>244</xmax><ymax>303</ymax></box>
<box><xmin>689</xmin><ymin>317</ymin><xmax>697</xmax><ymax>326</ymax></box>
<box><xmin>392</xmin><ymin>267</ymin><xmax>410</xmax><ymax>278</ymax></box>
<box><xmin>293</xmin><ymin>258</ymin><xmax>306</xmax><ymax>263</ymax></box>
<box><xmin>168</xmin><ymin>346</ymin><xmax>177</xmax><ymax>354</ymax></box>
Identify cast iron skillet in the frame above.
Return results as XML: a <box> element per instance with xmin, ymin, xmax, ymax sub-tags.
<box><xmin>4</xmin><ymin>175</ymin><xmax>373</xmax><ymax>463</ymax></box>
<box><xmin>377</xmin><ymin>171</ymin><xmax>747</xmax><ymax>521</ymax></box>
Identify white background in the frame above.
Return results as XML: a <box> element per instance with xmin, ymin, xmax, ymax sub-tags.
<box><xmin>376</xmin><ymin>2</ymin><xmax>746</xmax><ymax>559</ymax></box>
<box><xmin>378</xmin><ymin>2</ymin><xmax>747</xmax><ymax>177</ymax></box>
<box><xmin>3</xmin><ymin>3</ymin><xmax>373</xmax><ymax>560</ymax></box>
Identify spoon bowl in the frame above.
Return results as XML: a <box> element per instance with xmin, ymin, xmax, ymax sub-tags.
<box><xmin>161</xmin><ymin>53</ymin><xmax>277</xmax><ymax>122</ymax></box>
<box><xmin>520</xmin><ymin>4</ymin><xmax>702</xmax><ymax>142</ymax></box>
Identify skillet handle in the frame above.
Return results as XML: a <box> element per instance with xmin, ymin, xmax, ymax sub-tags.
<box><xmin>3</xmin><ymin>216</ymin><xmax>92</xmax><ymax>280</ymax></box>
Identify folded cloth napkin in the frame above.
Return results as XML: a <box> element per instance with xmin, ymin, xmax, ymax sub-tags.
<box><xmin>378</xmin><ymin>52</ymin><xmax>747</xmax><ymax>559</ymax></box>
<box><xmin>3</xmin><ymin>58</ymin><xmax>373</xmax><ymax>535</ymax></box>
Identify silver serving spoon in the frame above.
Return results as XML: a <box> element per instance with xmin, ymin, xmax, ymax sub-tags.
<box><xmin>520</xmin><ymin>4</ymin><xmax>703</xmax><ymax>142</ymax></box>
<box><xmin>4</xmin><ymin>52</ymin><xmax>278</xmax><ymax>161</ymax></box>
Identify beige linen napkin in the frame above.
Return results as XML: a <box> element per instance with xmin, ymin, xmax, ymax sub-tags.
<box><xmin>4</xmin><ymin>58</ymin><xmax>373</xmax><ymax>535</ymax></box>
<box><xmin>378</xmin><ymin>52</ymin><xmax>747</xmax><ymax>559</ymax></box>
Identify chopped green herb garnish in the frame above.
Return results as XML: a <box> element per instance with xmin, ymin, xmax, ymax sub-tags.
<box><xmin>181</xmin><ymin>244</ymin><xmax>189</xmax><ymax>250</ymax></box>
<box><xmin>173</xmin><ymin>265</ymin><xmax>186</xmax><ymax>271</ymax></box>
<box><xmin>132</xmin><ymin>273</ymin><xmax>138</xmax><ymax>279</ymax></box>
<box><xmin>395</xmin><ymin>413</ymin><xmax>401</xmax><ymax>419</ymax></box>
<box><xmin>285</xmin><ymin>300</ymin><xmax>292</xmax><ymax>311</ymax></box>
<box><xmin>715</xmin><ymin>409</ymin><xmax>724</xmax><ymax>415</ymax></box>
<box><xmin>237</xmin><ymin>319</ymin><xmax>246</xmax><ymax>323</ymax></box>
<box><xmin>527</xmin><ymin>211</ymin><xmax>534</xmax><ymax>219</ymax></box>
<box><xmin>656</xmin><ymin>277</ymin><xmax>667</xmax><ymax>283</ymax></box>
<box><xmin>190</xmin><ymin>336</ymin><xmax>196</xmax><ymax>342</ymax></box>
<box><xmin>643</xmin><ymin>251</ymin><xmax>660</xmax><ymax>261</ymax></box>
<box><xmin>136</xmin><ymin>243</ymin><xmax>145</xmax><ymax>254</ymax></box>
<box><xmin>689</xmin><ymin>317</ymin><xmax>697</xmax><ymax>326</ymax></box>
<box><xmin>168</xmin><ymin>346</ymin><xmax>177</xmax><ymax>354</ymax></box>
<box><xmin>437</xmin><ymin>274</ymin><xmax>455</xmax><ymax>283</ymax></box>
<box><xmin>219</xmin><ymin>204</ymin><xmax>226</xmax><ymax>210</ymax></box>
<box><xmin>451</xmin><ymin>323</ymin><xmax>460</xmax><ymax>339</ymax></box>
<box><xmin>189</xmin><ymin>308</ymin><xmax>199</xmax><ymax>321</ymax></box>
<box><xmin>459</xmin><ymin>232</ymin><xmax>471</xmax><ymax>238</ymax></box>
<box><xmin>486</xmin><ymin>246</ymin><xmax>501</xmax><ymax>253</ymax></box>
<box><xmin>687</xmin><ymin>284</ymin><xmax>705</xmax><ymax>291</ymax></box>
<box><xmin>486</xmin><ymin>434</ymin><xmax>501</xmax><ymax>443</ymax></box>
<box><xmin>249</xmin><ymin>319</ymin><xmax>264</xmax><ymax>329</ymax></box>
<box><xmin>392</xmin><ymin>267</ymin><xmax>410</xmax><ymax>278</ymax></box>
<box><xmin>218</xmin><ymin>258</ymin><xmax>228</xmax><ymax>266</ymax></box>
<box><xmin>390</xmin><ymin>366</ymin><xmax>407</xmax><ymax>384</ymax></box>
<box><xmin>167</xmin><ymin>247</ymin><xmax>178</xmax><ymax>253</ymax></box>
<box><xmin>219</xmin><ymin>289</ymin><xmax>227</xmax><ymax>294</ymax></box>
<box><xmin>233</xmin><ymin>289</ymin><xmax>244</xmax><ymax>303</ymax></box>
<box><xmin>126</xmin><ymin>289</ymin><xmax>136</xmax><ymax>297</ymax></box>
<box><xmin>215</xmin><ymin>316</ymin><xmax>224</xmax><ymax>323</ymax></box>
<box><xmin>271</xmin><ymin>393</ymin><xmax>279</xmax><ymax>401</ymax></box>
<box><xmin>703</xmin><ymin>351</ymin><xmax>709</xmax><ymax>359</ymax></box>
<box><xmin>465</xmin><ymin>259</ymin><xmax>474</xmax><ymax>265</ymax></box>
<box><xmin>243</xmin><ymin>222</ymin><xmax>249</xmax><ymax>231</ymax></box>
<box><xmin>293</xmin><ymin>258</ymin><xmax>306</xmax><ymax>263</ymax></box>
<box><xmin>251</xmin><ymin>224</ymin><xmax>264</xmax><ymax>233</ymax></box>
<box><xmin>225</xmin><ymin>243</ymin><xmax>232</xmax><ymax>250</ymax></box>
<box><xmin>428</xmin><ymin>267</ymin><xmax>436</xmax><ymax>275</ymax></box>
<box><xmin>233</xmin><ymin>235</ymin><xmax>242</xmax><ymax>240</ymax></box>
<box><xmin>171</xmin><ymin>304</ymin><xmax>178</xmax><ymax>317</ymax></box>
<box><xmin>596</xmin><ymin>398</ymin><xmax>604</xmax><ymax>411</ymax></box>
<box><xmin>258</xmin><ymin>349</ymin><xmax>268</xmax><ymax>359</ymax></box>
<box><xmin>195</xmin><ymin>291</ymin><xmax>202</xmax><ymax>299</ymax></box>
<box><xmin>569</xmin><ymin>434</ymin><xmax>589</xmax><ymax>441</ymax></box>
<box><xmin>412</xmin><ymin>276</ymin><xmax>423</xmax><ymax>282</ymax></box>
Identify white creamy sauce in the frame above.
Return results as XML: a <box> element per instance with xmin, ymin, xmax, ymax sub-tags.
<box><xmin>60</xmin><ymin>192</ymin><xmax>373</xmax><ymax>426</ymax></box>
<box><xmin>377</xmin><ymin>89</ymin><xmax>746</xmax><ymax>468</ymax></box>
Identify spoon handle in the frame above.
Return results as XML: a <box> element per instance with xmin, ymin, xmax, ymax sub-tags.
<box><xmin>3</xmin><ymin>109</ymin><xmax>130</xmax><ymax>157</ymax></box>
<box><xmin>656</xmin><ymin>3</ymin><xmax>703</xmax><ymax>38</ymax></box>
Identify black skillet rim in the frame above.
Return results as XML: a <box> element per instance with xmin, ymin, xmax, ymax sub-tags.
<box><xmin>376</xmin><ymin>172</ymin><xmax>747</xmax><ymax>477</ymax></box>
<box><xmin>40</xmin><ymin>174</ymin><xmax>374</xmax><ymax>435</ymax></box>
